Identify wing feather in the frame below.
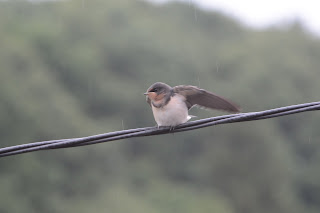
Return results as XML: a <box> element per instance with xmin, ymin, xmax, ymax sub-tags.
<box><xmin>173</xmin><ymin>85</ymin><xmax>240</xmax><ymax>112</ymax></box>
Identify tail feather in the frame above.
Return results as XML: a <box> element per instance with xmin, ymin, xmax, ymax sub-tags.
<box><xmin>187</xmin><ymin>115</ymin><xmax>197</xmax><ymax>121</ymax></box>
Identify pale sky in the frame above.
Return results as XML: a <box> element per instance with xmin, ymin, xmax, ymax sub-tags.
<box><xmin>151</xmin><ymin>0</ymin><xmax>320</xmax><ymax>36</ymax></box>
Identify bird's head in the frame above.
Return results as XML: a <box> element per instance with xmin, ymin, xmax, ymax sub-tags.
<box><xmin>144</xmin><ymin>82</ymin><xmax>172</xmax><ymax>101</ymax></box>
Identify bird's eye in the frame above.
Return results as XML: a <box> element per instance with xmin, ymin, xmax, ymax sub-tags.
<box><xmin>151</xmin><ymin>88</ymin><xmax>158</xmax><ymax>92</ymax></box>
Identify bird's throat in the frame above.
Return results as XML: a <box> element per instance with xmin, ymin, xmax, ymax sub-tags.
<box><xmin>152</xmin><ymin>95</ymin><xmax>171</xmax><ymax>108</ymax></box>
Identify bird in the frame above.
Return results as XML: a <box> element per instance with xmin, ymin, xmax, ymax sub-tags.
<box><xmin>144</xmin><ymin>82</ymin><xmax>240</xmax><ymax>128</ymax></box>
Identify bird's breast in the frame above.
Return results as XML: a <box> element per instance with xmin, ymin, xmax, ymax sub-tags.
<box><xmin>151</xmin><ymin>94</ymin><xmax>190</xmax><ymax>126</ymax></box>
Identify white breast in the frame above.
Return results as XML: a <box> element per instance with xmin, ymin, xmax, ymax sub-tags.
<box><xmin>151</xmin><ymin>94</ymin><xmax>191</xmax><ymax>127</ymax></box>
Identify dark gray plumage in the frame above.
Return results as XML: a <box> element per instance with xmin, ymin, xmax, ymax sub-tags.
<box><xmin>173</xmin><ymin>85</ymin><xmax>240</xmax><ymax>112</ymax></box>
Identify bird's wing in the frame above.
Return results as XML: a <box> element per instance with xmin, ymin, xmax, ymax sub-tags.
<box><xmin>173</xmin><ymin>85</ymin><xmax>240</xmax><ymax>112</ymax></box>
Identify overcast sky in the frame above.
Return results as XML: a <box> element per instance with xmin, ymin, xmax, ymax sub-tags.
<box><xmin>152</xmin><ymin>0</ymin><xmax>320</xmax><ymax>36</ymax></box>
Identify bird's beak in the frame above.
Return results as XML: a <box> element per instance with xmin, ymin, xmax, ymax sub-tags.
<box><xmin>144</xmin><ymin>92</ymin><xmax>149</xmax><ymax>95</ymax></box>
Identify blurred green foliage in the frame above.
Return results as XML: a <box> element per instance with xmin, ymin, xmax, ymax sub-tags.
<box><xmin>0</xmin><ymin>0</ymin><xmax>320</xmax><ymax>212</ymax></box>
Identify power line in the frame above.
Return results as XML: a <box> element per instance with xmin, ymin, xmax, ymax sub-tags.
<box><xmin>0</xmin><ymin>101</ymin><xmax>319</xmax><ymax>158</ymax></box>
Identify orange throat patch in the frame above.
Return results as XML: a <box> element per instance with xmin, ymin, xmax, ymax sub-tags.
<box><xmin>148</xmin><ymin>92</ymin><xmax>165</xmax><ymax>105</ymax></box>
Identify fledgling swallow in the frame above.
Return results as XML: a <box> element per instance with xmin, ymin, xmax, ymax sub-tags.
<box><xmin>144</xmin><ymin>82</ymin><xmax>240</xmax><ymax>127</ymax></box>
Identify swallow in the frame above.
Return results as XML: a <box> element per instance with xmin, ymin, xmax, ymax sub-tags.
<box><xmin>144</xmin><ymin>82</ymin><xmax>240</xmax><ymax>127</ymax></box>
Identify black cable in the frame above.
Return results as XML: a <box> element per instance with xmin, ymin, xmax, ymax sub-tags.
<box><xmin>0</xmin><ymin>101</ymin><xmax>319</xmax><ymax>158</ymax></box>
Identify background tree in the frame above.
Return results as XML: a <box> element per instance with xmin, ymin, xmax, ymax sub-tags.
<box><xmin>0</xmin><ymin>0</ymin><xmax>319</xmax><ymax>212</ymax></box>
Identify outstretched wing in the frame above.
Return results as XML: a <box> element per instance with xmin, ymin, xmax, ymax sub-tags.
<box><xmin>173</xmin><ymin>85</ymin><xmax>240</xmax><ymax>112</ymax></box>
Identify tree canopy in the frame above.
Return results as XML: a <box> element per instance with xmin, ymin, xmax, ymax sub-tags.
<box><xmin>0</xmin><ymin>1</ymin><xmax>319</xmax><ymax>213</ymax></box>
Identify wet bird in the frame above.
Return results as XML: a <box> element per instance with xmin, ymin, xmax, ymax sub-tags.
<box><xmin>144</xmin><ymin>82</ymin><xmax>240</xmax><ymax>127</ymax></box>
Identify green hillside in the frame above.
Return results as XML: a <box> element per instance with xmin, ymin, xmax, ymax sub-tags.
<box><xmin>0</xmin><ymin>0</ymin><xmax>319</xmax><ymax>213</ymax></box>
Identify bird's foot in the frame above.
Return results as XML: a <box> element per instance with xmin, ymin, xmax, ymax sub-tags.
<box><xmin>169</xmin><ymin>126</ymin><xmax>176</xmax><ymax>132</ymax></box>
<box><xmin>155</xmin><ymin>125</ymin><xmax>176</xmax><ymax>132</ymax></box>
